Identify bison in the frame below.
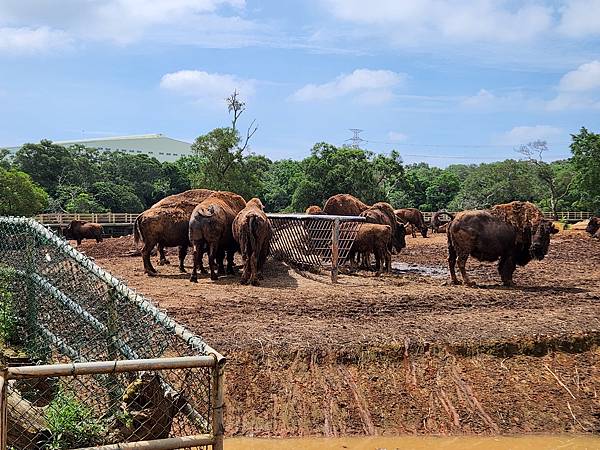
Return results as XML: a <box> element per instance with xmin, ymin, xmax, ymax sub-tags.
<box><xmin>395</xmin><ymin>208</ymin><xmax>428</xmax><ymax>238</ymax></box>
<box><xmin>64</xmin><ymin>220</ymin><xmax>103</xmax><ymax>246</ymax></box>
<box><xmin>189</xmin><ymin>192</ymin><xmax>246</xmax><ymax>282</ymax></box>
<box><xmin>233</xmin><ymin>198</ymin><xmax>272</xmax><ymax>285</ymax></box>
<box><xmin>431</xmin><ymin>210</ymin><xmax>454</xmax><ymax>233</ymax></box>
<box><xmin>323</xmin><ymin>194</ymin><xmax>369</xmax><ymax>216</ymax></box>
<box><xmin>134</xmin><ymin>189</ymin><xmax>215</xmax><ymax>276</ymax></box>
<box><xmin>305</xmin><ymin>205</ymin><xmax>324</xmax><ymax>215</ymax></box>
<box><xmin>361</xmin><ymin>202</ymin><xmax>406</xmax><ymax>253</ymax></box>
<box><xmin>586</xmin><ymin>217</ymin><xmax>599</xmax><ymax>238</ymax></box>
<box><xmin>348</xmin><ymin>224</ymin><xmax>392</xmax><ymax>275</ymax></box>
<box><xmin>448</xmin><ymin>206</ymin><xmax>558</xmax><ymax>287</ymax></box>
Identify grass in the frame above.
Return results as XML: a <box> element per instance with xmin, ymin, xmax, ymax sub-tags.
<box><xmin>45</xmin><ymin>390</ymin><xmax>107</xmax><ymax>449</ymax></box>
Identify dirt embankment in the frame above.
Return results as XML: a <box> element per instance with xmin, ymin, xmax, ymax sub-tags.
<box><xmin>79</xmin><ymin>230</ymin><xmax>600</xmax><ymax>436</ymax></box>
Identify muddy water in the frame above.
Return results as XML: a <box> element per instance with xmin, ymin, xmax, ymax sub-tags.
<box><xmin>391</xmin><ymin>261</ymin><xmax>448</xmax><ymax>277</ymax></box>
<box><xmin>226</xmin><ymin>435</ymin><xmax>600</xmax><ymax>450</ymax></box>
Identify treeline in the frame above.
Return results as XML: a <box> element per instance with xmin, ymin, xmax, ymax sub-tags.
<box><xmin>1</xmin><ymin>127</ymin><xmax>599</xmax><ymax>217</ymax></box>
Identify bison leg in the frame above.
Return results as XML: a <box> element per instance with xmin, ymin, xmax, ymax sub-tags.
<box><xmin>178</xmin><ymin>245</ymin><xmax>187</xmax><ymax>273</ymax></box>
<box><xmin>226</xmin><ymin>249</ymin><xmax>236</xmax><ymax>275</ymax></box>
<box><xmin>158</xmin><ymin>245</ymin><xmax>170</xmax><ymax>266</ymax></box>
<box><xmin>448</xmin><ymin>242</ymin><xmax>459</xmax><ymax>285</ymax></box>
<box><xmin>384</xmin><ymin>247</ymin><xmax>391</xmax><ymax>273</ymax></box>
<box><xmin>249</xmin><ymin>250</ymin><xmax>259</xmax><ymax>286</ymax></box>
<box><xmin>208</xmin><ymin>244</ymin><xmax>219</xmax><ymax>281</ymax></box>
<box><xmin>190</xmin><ymin>243</ymin><xmax>200</xmax><ymax>283</ymax></box>
<box><xmin>374</xmin><ymin>248</ymin><xmax>382</xmax><ymax>276</ymax></box>
<box><xmin>457</xmin><ymin>253</ymin><xmax>475</xmax><ymax>286</ymax></box>
<box><xmin>498</xmin><ymin>255</ymin><xmax>516</xmax><ymax>287</ymax></box>
<box><xmin>142</xmin><ymin>244</ymin><xmax>158</xmax><ymax>276</ymax></box>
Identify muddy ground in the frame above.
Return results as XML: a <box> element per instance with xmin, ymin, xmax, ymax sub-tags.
<box><xmin>77</xmin><ymin>231</ymin><xmax>600</xmax><ymax>436</ymax></box>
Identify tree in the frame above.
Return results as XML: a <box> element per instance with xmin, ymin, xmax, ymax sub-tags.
<box><xmin>262</xmin><ymin>159</ymin><xmax>306</xmax><ymax>212</ymax></box>
<box><xmin>570</xmin><ymin>127</ymin><xmax>600</xmax><ymax>213</ymax></box>
<box><xmin>518</xmin><ymin>140</ymin><xmax>575</xmax><ymax>219</ymax></box>
<box><xmin>449</xmin><ymin>160</ymin><xmax>542</xmax><ymax>210</ymax></box>
<box><xmin>90</xmin><ymin>182</ymin><xmax>145</xmax><ymax>212</ymax></box>
<box><xmin>14</xmin><ymin>140</ymin><xmax>75</xmax><ymax>196</ymax></box>
<box><xmin>0</xmin><ymin>149</ymin><xmax>12</xmax><ymax>170</ymax></box>
<box><xmin>0</xmin><ymin>167</ymin><xmax>49</xmax><ymax>216</ymax></box>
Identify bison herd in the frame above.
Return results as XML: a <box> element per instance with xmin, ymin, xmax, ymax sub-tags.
<box><xmin>64</xmin><ymin>190</ymin><xmax>599</xmax><ymax>287</ymax></box>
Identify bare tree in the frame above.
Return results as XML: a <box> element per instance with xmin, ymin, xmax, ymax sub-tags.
<box><xmin>518</xmin><ymin>140</ymin><xmax>575</xmax><ymax>220</ymax></box>
<box><xmin>226</xmin><ymin>90</ymin><xmax>257</xmax><ymax>153</ymax></box>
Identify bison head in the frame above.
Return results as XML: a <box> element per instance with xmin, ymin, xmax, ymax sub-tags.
<box><xmin>530</xmin><ymin>220</ymin><xmax>558</xmax><ymax>260</ymax></box>
<box><xmin>586</xmin><ymin>217</ymin><xmax>600</xmax><ymax>236</ymax></box>
<box><xmin>394</xmin><ymin>223</ymin><xmax>407</xmax><ymax>253</ymax></box>
<box><xmin>420</xmin><ymin>225</ymin><xmax>428</xmax><ymax>238</ymax></box>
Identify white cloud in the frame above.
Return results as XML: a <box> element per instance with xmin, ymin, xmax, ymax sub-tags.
<box><xmin>290</xmin><ymin>69</ymin><xmax>406</xmax><ymax>104</ymax></box>
<box><xmin>320</xmin><ymin>0</ymin><xmax>553</xmax><ymax>43</ymax></box>
<box><xmin>160</xmin><ymin>70</ymin><xmax>256</xmax><ymax>106</ymax></box>
<box><xmin>547</xmin><ymin>60</ymin><xmax>600</xmax><ymax>110</ymax></box>
<box><xmin>558</xmin><ymin>0</ymin><xmax>600</xmax><ymax>38</ymax></box>
<box><xmin>496</xmin><ymin>125</ymin><xmax>563</xmax><ymax>145</ymax></box>
<box><xmin>461</xmin><ymin>89</ymin><xmax>496</xmax><ymax>108</ymax></box>
<box><xmin>0</xmin><ymin>26</ymin><xmax>72</xmax><ymax>54</ymax></box>
<box><xmin>0</xmin><ymin>0</ymin><xmax>255</xmax><ymax>47</ymax></box>
<box><xmin>388</xmin><ymin>131</ymin><xmax>408</xmax><ymax>142</ymax></box>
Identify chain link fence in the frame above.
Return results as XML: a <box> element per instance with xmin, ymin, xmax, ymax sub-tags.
<box><xmin>267</xmin><ymin>214</ymin><xmax>364</xmax><ymax>282</ymax></box>
<box><xmin>0</xmin><ymin>217</ymin><xmax>224</xmax><ymax>450</ymax></box>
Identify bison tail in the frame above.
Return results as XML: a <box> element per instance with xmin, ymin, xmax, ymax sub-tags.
<box><xmin>133</xmin><ymin>216</ymin><xmax>142</xmax><ymax>244</ymax></box>
<box><xmin>248</xmin><ymin>215</ymin><xmax>258</xmax><ymax>256</ymax></box>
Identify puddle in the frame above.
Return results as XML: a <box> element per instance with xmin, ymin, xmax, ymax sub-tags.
<box><xmin>226</xmin><ymin>435</ymin><xmax>600</xmax><ymax>450</ymax></box>
<box><xmin>391</xmin><ymin>262</ymin><xmax>448</xmax><ymax>277</ymax></box>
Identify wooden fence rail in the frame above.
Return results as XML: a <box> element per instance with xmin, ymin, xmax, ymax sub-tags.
<box><xmin>35</xmin><ymin>210</ymin><xmax>594</xmax><ymax>226</ymax></box>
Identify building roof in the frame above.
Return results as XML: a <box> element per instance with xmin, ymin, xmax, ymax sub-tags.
<box><xmin>53</xmin><ymin>134</ymin><xmax>192</xmax><ymax>145</ymax></box>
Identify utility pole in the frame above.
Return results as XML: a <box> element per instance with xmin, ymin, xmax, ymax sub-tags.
<box><xmin>348</xmin><ymin>129</ymin><xmax>365</xmax><ymax>149</ymax></box>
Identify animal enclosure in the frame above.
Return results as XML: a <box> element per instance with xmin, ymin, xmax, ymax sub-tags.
<box><xmin>0</xmin><ymin>217</ymin><xmax>224</xmax><ymax>449</ymax></box>
<box><xmin>267</xmin><ymin>214</ymin><xmax>364</xmax><ymax>282</ymax></box>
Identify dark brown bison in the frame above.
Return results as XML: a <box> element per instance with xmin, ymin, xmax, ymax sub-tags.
<box><xmin>348</xmin><ymin>224</ymin><xmax>392</xmax><ymax>275</ymax></box>
<box><xmin>305</xmin><ymin>205</ymin><xmax>323</xmax><ymax>215</ymax></box>
<box><xmin>448</xmin><ymin>206</ymin><xmax>558</xmax><ymax>287</ymax></box>
<box><xmin>361</xmin><ymin>202</ymin><xmax>406</xmax><ymax>253</ymax></box>
<box><xmin>395</xmin><ymin>208</ymin><xmax>428</xmax><ymax>238</ymax></box>
<box><xmin>431</xmin><ymin>210</ymin><xmax>454</xmax><ymax>233</ymax></box>
<box><xmin>232</xmin><ymin>198</ymin><xmax>272</xmax><ymax>286</ymax></box>
<box><xmin>134</xmin><ymin>189</ymin><xmax>215</xmax><ymax>276</ymax></box>
<box><xmin>64</xmin><ymin>220</ymin><xmax>103</xmax><ymax>246</ymax></box>
<box><xmin>322</xmin><ymin>194</ymin><xmax>369</xmax><ymax>216</ymax></box>
<box><xmin>586</xmin><ymin>217</ymin><xmax>599</xmax><ymax>238</ymax></box>
<box><xmin>189</xmin><ymin>192</ymin><xmax>246</xmax><ymax>282</ymax></box>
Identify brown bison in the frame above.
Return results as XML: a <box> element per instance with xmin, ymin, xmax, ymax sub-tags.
<box><xmin>134</xmin><ymin>189</ymin><xmax>215</xmax><ymax>276</ymax></box>
<box><xmin>232</xmin><ymin>198</ymin><xmax>272</xmax><ymax>285</ymax></box>
<box><xmin>64</xmin><ymin>220</ymin><xmax>103</xmax><ymax>246</ymax></box>
<box><xmin>395</xmin><ymin>208</ymin><xmax>428</xmax><ymax>238</ymax></box>
<box><xmin>322</xmin><ymin>194</ymin><xmax>369</xmax><ymax>216</ymax></box>
<box><xmin>431</xmin><ymin>210</ymin><xmax>454</xmax><ymax>233</ymax></box>
<box><xmin>305</xmin><ymin>205</ymin><xmax>323</xmax><ymax>215</ymax></box>
<box><xmin>189</xmin><ymin>192</ymin><xmax>246</xmax><ymax>282</ymax></box>
<box><xmin>586</xmin><ymin>217</ymin><xmax>599</xmax><ymax>238</ymax></box>
<box><xmin>448</xmin><ymin>203</ymin><xmax>558</xmax><ymax>287</ymax></box>
<box><xmin>361</xmin><ymin>202</ymin><xmax>406</xmax><ymax>253</ymax></box>
<box><xmin>348</xmin><ymin>224</ymin><xmax>392</xmax><ymax>275</ymax></box>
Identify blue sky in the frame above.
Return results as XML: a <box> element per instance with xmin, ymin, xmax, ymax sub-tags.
<box><xmin>1</xmin><ymin>0</ymin><xmax>599</xmax><ymax>166</ymax></box>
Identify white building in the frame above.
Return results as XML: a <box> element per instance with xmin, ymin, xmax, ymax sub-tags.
<box><xmin>5</xmin><ymin>134</ymin><xmax>193</xmax><ymax>163</ymax></box>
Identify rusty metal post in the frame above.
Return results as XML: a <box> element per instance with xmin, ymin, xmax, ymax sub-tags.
<box><xmin>0</xmin><ymin>367</ymin><xmax>7</xmax><ymax>450</ymax></box>
<box><xmin>331</xmin><ymin>218</ymin><xmax>340</xmax><ymax>283</ymax></box>
<box><xmin>211</xmin><ymin>356</ymin><xmax>225</xmax><ymax>450</ymax></box>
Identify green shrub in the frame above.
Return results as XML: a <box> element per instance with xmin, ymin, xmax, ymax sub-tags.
<box><xmin>0</xmin><ymin>267</ymin><xmax>17</xmax><ymax>344</ymax></box>
<box><xmin>46</xmin><ymin>390</ymin><xmax>107</xmax><ymax>449</ymax></box>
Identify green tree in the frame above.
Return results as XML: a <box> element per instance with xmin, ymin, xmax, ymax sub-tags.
<box><xmin>0</xmin><ymin>167</ymin><xmax>49</xmax><ymax>216</ymax></box>
<box><xmin>14</xmin><ymin>140</ymin><xmax>74</xmax><ymax>196</ymax></box>
<box><xmin>449</xmin><ymin>159</ymin><xmax>542</xmax><ymax>210</ymax></box>
<box><xmin>0</xmin><ymin>148</ymin><xmax>12</xmax><ymax>170</ymax></box>
<box><xmin>90</xmin><ymin>181</ymin><xmax>144</xmax><ymax>212</ymax></box>
<box><xmin>262</xmin><ymin>159</ymin><xmax>306</xmax><ymax>212</ymax></box>
<box><xmin>570</xmin><ymin>127</ymin><xmax>600</xmax><ymax>213</ymax></box>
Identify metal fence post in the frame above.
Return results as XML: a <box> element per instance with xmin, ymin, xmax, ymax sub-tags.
<box><xmin>331</xmin><ymin>218</ymin><xmax>340</xmax><ymax>283</ymax></box>
<box><xmin>211</xmin><ymin>356</ymin><xmax>225</xmax><ymax>450</ymax></box>
<box><xmin>0</xmin><ymin>367</ymin><xmax>7</xmax><ymax>450</ymax></box>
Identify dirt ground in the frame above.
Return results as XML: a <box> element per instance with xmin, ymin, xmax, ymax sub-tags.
<box><xmin>77</xmin><ymin>230</ymin><xmax>600</xmax><ymax>436</ymax></box>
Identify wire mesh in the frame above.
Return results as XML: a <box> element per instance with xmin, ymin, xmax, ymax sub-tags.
<box><xmin>0</xmin><ymin>217</ymin><xmax>222</xmax><ymax>450</ymax></box>
<box><xmin>267</xmin><ymin>214</ymin><xmax>363</xmax><ymax>272</ymax></box>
